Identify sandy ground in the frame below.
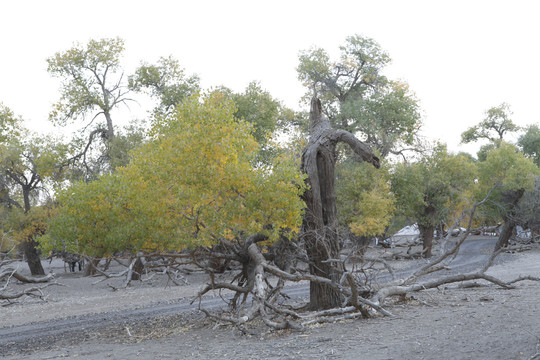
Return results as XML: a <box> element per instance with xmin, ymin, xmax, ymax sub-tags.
<box><xmin>2</xmin><ymin>244</ymin><xmax>540</xmax><ymax>360</ymax></box>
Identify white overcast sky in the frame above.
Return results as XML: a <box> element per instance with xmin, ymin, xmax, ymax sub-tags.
<box><xmin>1</xmin><ymin>0</ymin><xmax>539</xmax><ymax>155</ymax></box>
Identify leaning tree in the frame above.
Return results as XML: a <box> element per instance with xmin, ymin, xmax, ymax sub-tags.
<box><xmin>301</xmin><ymin>97</ymin><xmax>380</xmax><ymax>310</ymax></box>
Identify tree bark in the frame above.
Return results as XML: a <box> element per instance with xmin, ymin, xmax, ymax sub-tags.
<box><xmin>418</xmin><ymin>223</ymin><xmax>434</xmax><ymax>258</ymax></box>
<box><xmin>301</xmin><ymin>97</ymin><xmax>379</xmax><ymax>310</ymax></box>
<box><xmin>495</xmin><ymin>188</ymin><xmax>525</xmax><ymax>251</ymax></box>
<box><xmin>495</xmin><ymin>221</ymin><xmax>515</xmax><ymax>251</ymax></box>
<box><xmin>22</xmin><ymin>240</ymin><xmax>45</xmax><ymax>276</ymax></box>
<box><xmin>104</xmin><ymin>111</ymin><xmax>115</xmax><ymax>139</ymax></box>
<box><xmin>22</xmin><ymin>185</ymin><xmax>32</xmax><ymax>214</ymax></box>
<box><xmin>131</xmin><ymin>257</ymin><xmax>145</xmax><ymax>280</ymax></box>
<box><xmin>21</xmin><ymin>185</ymin><xmax>45</xmax><ymax>276</ymax></box>
<box><xmin>85</xmin><ymin>258</ymin><xmax>101</xmax><ymax>276</ymax></box>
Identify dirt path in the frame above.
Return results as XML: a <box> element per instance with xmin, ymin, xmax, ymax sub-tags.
<box><xmin>2</xmin><ymin>241</ymin><xmax>540</xmax><ymax>359</ymax></box>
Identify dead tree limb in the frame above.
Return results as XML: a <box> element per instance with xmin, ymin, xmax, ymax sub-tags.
<box><xmin>0</xmin><ymin>282</ymin><xmax>62</xmax><ymax>301</ymax></box>
<box><xmin>354</xmin><ymin>255</ymin><xmax>396</xmax><ymax>281</ymax></box>
<box><xmin>0</xmin><ymin>269</ymin><xmax>55</xmax><ymax>283</ymax></box>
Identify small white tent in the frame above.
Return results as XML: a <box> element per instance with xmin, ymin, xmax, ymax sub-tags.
<box><xmin>388</xmin><ymin>224</ymin><xmax>421</xmax><ymax>247</ymax></box>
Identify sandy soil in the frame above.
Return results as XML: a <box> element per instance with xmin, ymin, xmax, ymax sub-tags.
<box><xmin>2</xmin><ymin>244</ymin><xmax>540</xmax><ymax>360</ymax></box>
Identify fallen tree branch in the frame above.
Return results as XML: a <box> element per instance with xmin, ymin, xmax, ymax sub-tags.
<box><xmin>0</xmin><ymin>282</ymin><xmax>62</xmax><ymax>301</ymax></box>
<box><xmin>12</xmin><ymin>272</ymin><xmax>55</xmax><ymax>283</ymax></box>
<box><xmin>372</xmin><ymin>270</ymin><xmax>540</xmax><ymax>306</ymax></box>
<box><xmin>0</xmin><ymin>269</ymin><xmax>55</xmax><ymax>283</ymax></box>
<box><xmin>91</xmin><ymin>267</ymin><xmax>130</xmax><ymax>284</ymax></box>
<box><xmin>359</xmin><ymin>256</ymin><xmax>396</xmax><ymax>280</ymax></box>
<box><xmin>199</xmin><ymin>308</ymin><xmax>254</xmax><ymax>335</ymax></box>
<box><xmin>301</xmin><ymin>311</ymin><xmax>366</xmax><ymax>326</ymax></box>
<box><xmin>506</xmin><ymin>275</ymin><xmax>540</xmax><ymax>285</ymax></box>
<box><xmin>192</xmin><ymin>281</ymin><xmax>249</xmax><ymax>305</ymax></box>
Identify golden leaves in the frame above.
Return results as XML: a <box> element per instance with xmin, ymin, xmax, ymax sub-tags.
<box><xmin>49</xmin><ymin>94</ymin><xmax>306</xmax><ymax>256</ymax></box>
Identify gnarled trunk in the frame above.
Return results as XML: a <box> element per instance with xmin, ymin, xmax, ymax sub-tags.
<box><xmin>495</xmin><ymin>221</ymin><xmax>516</xmax><ymax>251</ymax></box>
<box><xmin>495</xmin><ymin>188</ymin><xmax>525</xmax><ymax>251</ymax></box>
<box><xmin>23</xmin><ymin>240</ymin><xmax>45</xmax><ymax>276</ymax></box>
<box><xmin>301</xmin><ymin>98</ymin><xmax>379</xmax><ymax>310</ymax></box>
<box><xmin>418</xmin><ymin>223</ymin><xmax>434</xmax><ymax>258</ymax></box>
<box><xmin>131</xmin><ymin>257</ymin><xmax>145</xmax><ymax>280</ymax></box>
<box><xmin>302</xmin><ymin>145</ymin><xmax>342</xmax><ymax>309</ymax></box>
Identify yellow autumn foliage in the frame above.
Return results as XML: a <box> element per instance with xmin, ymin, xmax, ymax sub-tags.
<box><xmin>44</xmin><ymin>94</ymin><xmax>306</xmax><ymax>256</ymax></box>
<box><xmin>336</xmin><ymin>160</ymin><xmax>395</xmax><ymax>238</ymax></box>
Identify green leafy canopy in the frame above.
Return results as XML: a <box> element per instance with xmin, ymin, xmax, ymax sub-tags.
<box><xmin>44</xmin><ymin>94</ymin><xmax>307</xmax><ymax>256</ymax></box>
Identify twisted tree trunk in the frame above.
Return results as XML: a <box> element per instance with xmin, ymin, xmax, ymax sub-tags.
<box><xmin>495</xmin><ymin>188</ymin><xmax>525</xmax><ymax>251</ymax></box>
<box><xmin>22</xmin><ymin>240</ymin><xmax>45</xmax><ymax>276</ymax></box>
<box><xmin>418</xmin><ymin>223</ymin><xmax>434</xmax><ymax>258</ymax></box>
<box><xmin>301</xmin><ymin>98</ymin><xmax>379</xmax><ymax>310</ymax></box>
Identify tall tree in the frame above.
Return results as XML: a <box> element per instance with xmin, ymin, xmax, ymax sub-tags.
<box><xmin>301</xmin><ymin>98</ymin><xmax>379</xmax><ymax>309</ymax></box>
<box><xmin>297</xmin><ymin>35</ymin><xmax>389</xmax><ymax>112</ymax></box>
<box><xmin>461</xmin><ymin>103</ymin><xmax>519</xmax><ymax>145</ymax></box>
<box><xmin>297</xmin><ymin>35</ymin><xmax>422</xmax><ymax>158</ymax></box>
<box><xmin>476</xmin><ymin>142</ymin><xmax>539</xmax><ymax>250</ymax></box>
<box><xmin>1</xmin><ymin>105</ymin><xmax>66</xmax><ymax>274</ymax></box>
<box><xmin>128</xmin><ymin>55</ymin><xmax>200</xmax><ymax>115</ymax></box>
<box><xmin>459</xmin><ymin>103</ymin><xmax>537</xmax><ymax>248</ymax></box>
<box><xmin>47</xmin><ymin>38</ymin><xmax>131</xmax><ymax>178</ymax></box>
<box><xmin>391</xmin><ymin>145</ymin><xmax>476</xmax><ymax>257</ymax></box>
<box><xmin>47</xmin><ymin>37</ymin><xmax>129</xmax><ymax>140</ymax></box>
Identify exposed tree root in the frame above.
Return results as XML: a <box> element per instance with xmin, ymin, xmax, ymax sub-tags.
<box><xmin>191</xmin><ymin>188</ymin><xmax>540</xmax><ymax>333</ymax></box>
